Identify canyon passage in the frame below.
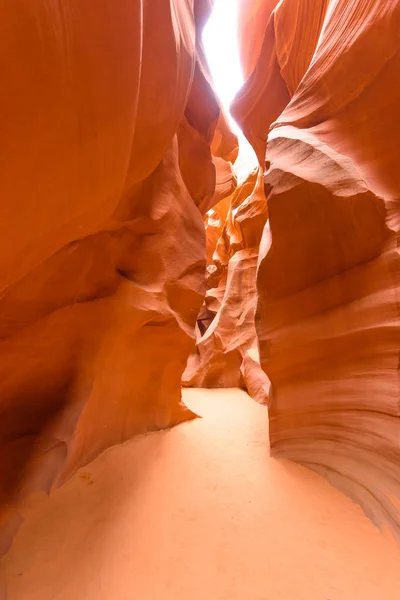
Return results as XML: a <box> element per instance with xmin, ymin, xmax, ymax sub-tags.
<box><xmin>1</xmin><ymin>0</ymin><xmax>400</xmax><ymax>598</ymax></box>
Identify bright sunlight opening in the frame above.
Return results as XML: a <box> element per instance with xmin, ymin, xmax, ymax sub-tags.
<box><xmin>203</xmin><ymin>0</ymin><xmax>257</xmax><ymax>178</ymax></box>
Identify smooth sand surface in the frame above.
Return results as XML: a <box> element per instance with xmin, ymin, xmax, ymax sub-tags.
<box><xmin>2</xmin><ymin>388</ymin><xmax>400</xmax><ymax>599</ymax></box>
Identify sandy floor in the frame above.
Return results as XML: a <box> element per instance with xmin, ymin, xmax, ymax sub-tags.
<box><xmin>2</xmin><ymin>388</ymin><xmax>400</xmax><ymax>599</ymax></box>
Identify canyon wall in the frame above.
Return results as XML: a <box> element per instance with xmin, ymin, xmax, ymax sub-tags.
<box><xmin>2</xmin><ymin>0</ymin><xmax>400</xmax><ymax>555</ymax></box>
<box><xmin>0</xmin><ymin>0</ymin><xmax>238</xmax><ymax>551</ymax></box>
<box><xmin>233</xmin><ymin>0</ymin><xmax>400</xmax><ymax>537</ymax></box>
<box><xmin>182</xmin><ymin>167</ymin><xmax>270</xmax><ymax>404</ymax></box>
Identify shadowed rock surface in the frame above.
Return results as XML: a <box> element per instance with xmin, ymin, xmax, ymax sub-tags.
<box><xmin>1</xmin><ymin>0</ymin><xmax>400</xmax><ymax>579</ymax></box>
<box><xmin>0</xmin><ymin>0</ymin><xmax>237</xmax><ymax>551</ymax></box>
<box><xmin>233</xmin><ymin>0</ymin><xmax>400</xmax><ymax>538</ymax></box>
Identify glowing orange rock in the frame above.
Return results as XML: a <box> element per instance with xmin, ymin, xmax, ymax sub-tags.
<box><xmin>0</xmin><ymin>0</ymin><xmax>236</xmax><ymax>551</ymax></box>
<box><xmin>183</xmin><ymin>168</ymin><xmax>269</xmax><ymax>402</ymax></box>
<box><xmin>237</xmin><ymin>0</ymin><xmax>279</xmax><ymax>78</ymax></box>
<box><xmin>235</xmin><ymin>0</ymin><xmax>400</xmax><ymax>537</ymax></box>
<box><xmin>233</xmin><ymin>0</ymin><xmax>329</xmax><ymax>164</ymax></box>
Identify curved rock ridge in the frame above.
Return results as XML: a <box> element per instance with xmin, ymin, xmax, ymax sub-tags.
<box><xmin>0</xmin><ymin>0</ymin><xmax>238</xmax><ymax>552</ymax></box>
<box><xmin>237</xmin><ymin>0</ymin><xmax>279</xmax><ymax>80</ymax></box>
<box><xmin>183</xmin><ymin>167</ymin><xmax>270</xmax><ymax>404</ymax></box>
<box><xmin>232</xmin><ymin>0</ymin><xmax>329</xmax><ymax>163</ymax></box>
<box><xmin>234</xmin><ymin>0</ymin><xmax>400</xmax><ymax>537</ymax></box>
<box><xmin>3</xmin><ymin>0</ymin><xmax>400</xmax><ymax>561</ymax></box>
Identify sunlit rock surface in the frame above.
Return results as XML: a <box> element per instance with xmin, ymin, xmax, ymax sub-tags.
<box><xmin>0</xmin><ymin>0</ymin><xmax>237</xmax><ymax>551</ymax></box>
<box><xmin>2</xmin><ymin>0</ymin><xmax>400</xmax><ymax>567</ymax></box>
<box><xmin>183</xmin><ymin>167</ymin><xmax>270</xmax><ymax>404</ymax></box>
<box><xmin>234</xmin><ymin>0</ymin><xmax>400</xmax><ymax>537</ymax></box>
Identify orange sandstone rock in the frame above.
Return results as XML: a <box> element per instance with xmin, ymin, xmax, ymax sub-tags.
<box><xmin>0</xmin><ymin>0</ymin><xmax>236</xmax><ymax>552</ymax></box>
<box><xmin>183</xmin><ymin>168</ymin><xmax>269</xmax><ymax>402</ymax></box>
<box><xmin>233</xmin><ymin>0</ymin><xmax>329</xmax><ymax>164</ymax></box>
<box><xmin>235</xmin><ymin>0</ymin><xmax>400</xmax><ymax>537</ymax></box>
<box><xmin>237</xmin><ymin>0</ymin><xmax>279</xmax><ymax>79</ymax></box>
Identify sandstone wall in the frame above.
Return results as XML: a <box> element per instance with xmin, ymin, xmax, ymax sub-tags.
<box><xmin>233</xmin><ymin>0</ymin><xmax>400</xmax><ymax>537</ymax></box>
<box><xmin>0</xmin><ymin>0</ymin><xmax>237</xmax><ymax>551</ymax></box>
<box><xmin>182</xmin><ymin>167</ymin><xmax>270</xmax><ymax>404</ymax></box>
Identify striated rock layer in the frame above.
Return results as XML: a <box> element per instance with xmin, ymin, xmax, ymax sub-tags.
<box><xmin>183</xmin><ymin>168</ymin><xmax>270</xmax><ymax>405</ymax></box>
<box><xmin>0</xmin><ymin>0</ymin><xmax>238</xmax><ymax>552</ymax></box>
<box><xmin>233</xmin><ymin>0</ymin><xmax>400</xmax><ymax>536</ymax></box>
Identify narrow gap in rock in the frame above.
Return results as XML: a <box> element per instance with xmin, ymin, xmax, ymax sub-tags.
<box><xmin>203</xmin><ymin>0</ymin><xmax>258</xmax><ymax>180</ymax></box>
<box><xmin>181</xmin><ymin>0</ymin><xmax>267</xmax><ymax>396</ymax></box>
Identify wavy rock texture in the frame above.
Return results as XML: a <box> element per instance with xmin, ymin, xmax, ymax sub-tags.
<box><xmin>0</xmin><ymin>0</ymin><xmax>238</xmax><ymax>552</ymax></box>
<box><xmin>183</xmin><ymin>168</ymin><xmax>270</xmax><ymax>404</ymax></box>
<box><xmin>234</xmin><ymin>0</ymin><xmax>400</xmax><ymax>537</ymax></box>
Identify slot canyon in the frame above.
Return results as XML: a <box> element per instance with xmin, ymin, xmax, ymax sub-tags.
<box><xmin>1</xmin><ymin>0</ymin><xmax>400</xmax><ymax>597</ymax></box>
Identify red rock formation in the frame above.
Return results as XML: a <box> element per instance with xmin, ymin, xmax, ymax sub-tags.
<box><xmin>0</xmin><ymin>0</ymin><xmax>238</xmax><ymax>551</ymax></box>
<box><xmin>4</xmin><ymin>0</ymin><xmax>399</xmax><ymax>558</ymax></box>
<box><xmin>234</xmin><ymin>0</ymin><xmax>400</xmax><ymax>537</ymax></box>
<box><xmin>237</xmin><ymin>0</ymin><xmax>279</xmax><ymax>79</ymax></box>
<box><xmin>183</xmin><ymin>167</ymin><xmax>270</xmax><ymax>404</ymax></box>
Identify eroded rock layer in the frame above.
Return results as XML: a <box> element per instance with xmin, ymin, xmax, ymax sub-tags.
<box><xmin>0</xmin><ymin>0</ymin><xmax>237</xmax><ymax>551</ymax></box>
<box><xmin>234</xmin><ymin>0</ymin><xmax>400</xmax><ymax>536</ymax></box>
<box><xmin>183</xmin><ymin>168</ymin><xmax>270</xmax><ymax>404</ymax></box>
